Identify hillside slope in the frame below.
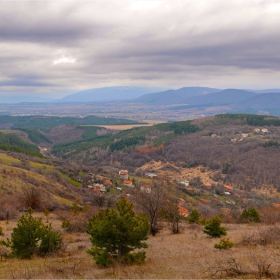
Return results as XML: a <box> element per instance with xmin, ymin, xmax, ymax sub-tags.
<box><xmin>0</xmin><ymin>152</ymin><xmax>88</xmax><ymax>211</ymax></box>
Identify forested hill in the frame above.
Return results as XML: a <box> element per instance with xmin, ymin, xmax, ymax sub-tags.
<box><xmin>0</xmin><ymin>131</ymin><xmax>42</xmax><ymax>157</ymax></box>
<box><xmin>0</xmin><ymin>115</ymin><xmax>142</xmax><ymax>129</ymax></box>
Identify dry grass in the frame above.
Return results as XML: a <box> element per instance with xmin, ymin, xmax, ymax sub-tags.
<box><xmin>1</xmin><ymin>217</ymin><xmax>280</xmax><ymax>279</ymax></box>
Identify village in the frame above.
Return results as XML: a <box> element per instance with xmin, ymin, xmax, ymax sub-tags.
<box><xmin>71</xmin><ymin>159</ymin><xmax>272</xmax><ymax>221</ymax></box>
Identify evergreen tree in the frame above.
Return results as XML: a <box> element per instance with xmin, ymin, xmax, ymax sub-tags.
<box><xmin>3</xmin><ymin>209</ymin><xmax>62</xmax><ymax>258</ymax></box>
<box><xmin>188</xmin><ymin>208</ymin><xmax>201</xmax><ymax>224</ymax></box>
<box><xmin>87</xmin><ymin>197</ymin><xmax>149</xmax><ymax>266</ymax></box>
<box><xmin>203</xmin><ymin>216</ymin><xmax>227</xmax><ymax>238</ymax></box>
<box><xmin>240</xmin><ymin>207</ymin><xmax>261</xmax><ymax>223</ymax></box>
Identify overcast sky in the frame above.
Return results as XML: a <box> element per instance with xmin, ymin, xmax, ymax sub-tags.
<box><xmin>0</xmin><ymin>0</ymin><xmax>280</xmax><ymax>98</ymax></box>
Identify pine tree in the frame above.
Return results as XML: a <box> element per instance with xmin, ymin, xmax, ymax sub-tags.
<box><xmin>203</xmin><ymin>216</ymin><xmax>227</xmax><ymax>238</ymax></box>
<box><xmin>3</xmin><ymin>209</ymin><xmax>62</xmax><ymax>258</ymax></box>
<box><xmin>240</xmin><ymin>207</ymin><xmax>260</xmax><ymax>223</ymax></box>
<box><xmin>188</xmin><ymin>208</ymin><xmax>201</xmax><ymax>224</ymax></box>
<box><xmin>87</xmin><ymin>197</ymin><xmax>149</xmax><ymax>266</ymax></box>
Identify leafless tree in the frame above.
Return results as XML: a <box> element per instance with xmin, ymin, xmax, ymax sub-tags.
<box><xmin>135</xmin><ymin>183</ymin><xmax>167</xmax><ymax>236</ymax></box>
<box><xmin>19</xmin><ymin>187</ymin><xmax>42</xmax><ymax>210</ymax></box>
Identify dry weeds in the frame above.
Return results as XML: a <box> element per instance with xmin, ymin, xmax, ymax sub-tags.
<box><xmin>1</xmin><ymin>217</ymin><xmax>280</xmax><ymax>278</ymax></box>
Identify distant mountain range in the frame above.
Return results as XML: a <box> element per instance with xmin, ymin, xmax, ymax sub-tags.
<box><xmin>1</xmin><ymin>85</ymin><xmax>280</xmax><ymax>117</ymax></box>
<box><xmin>58</xmin><ymin>86</ymin><xmax>167</xmax><ymax>102</ymax></box>
<box><xmin>132</xmin><ymin>87</ymin><xmax>280</xmax><ymax>115</ymax></box>
<box><xmin>133</xmin><ymin>87</ymin><xmax>220</xmax><ymax>105</ymax></box>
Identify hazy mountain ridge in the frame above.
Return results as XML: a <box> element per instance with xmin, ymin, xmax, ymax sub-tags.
<box><xmin>58</xmin><ymin>86</ymin><xmax>167</xmax><ymax>102</ymax></box>
<box><xmin>183</xmin><ymin>89</ymin><xmax>257</xmax><ymax>106</ymax></box>
<box><xmin>237</xmin><ymin>92</ymin><xmax>280</xmax><ymax>108</ymax></box>
<box><xmin>134</xmin><ymin>87</ymin><xmax>220</xmax><ymax>105</ymax></box>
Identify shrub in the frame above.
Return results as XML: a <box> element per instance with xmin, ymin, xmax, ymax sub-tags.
<box><xmin>203</xmin><ymin>216</ymin><xmax>227</xmax><ymax>238</ymax></box>
<box><xmin>3</xmin><ymin>209</ymin><xmax>62</xmax><ymax>258</ymax></box>
<box><xmin>214</xmin><ymin>238</ymin><xmax>234</xmax><ymax>249</ymax></box>
<box><xmin>240</xmin><ymin>207</ymin><xmax>261</xmax><ymax>223</ymax></box>
<box><xmin>0</xmin><ymin>226</ymin><xmax>3</xmax><ymax>236</ymax></box>
<box><xmin>19</xmin><ymin>187</ymin><xmax>42</xmax><ymax>210</ymax></box>
<box><xmin>61</xmin><ymin>219</ymin><xmax>71</xmax><ymax>229</ymax></box>
<box><xmin>70</xmin><ymin>203</ymin><xmax>81</xmax><ymax>215</ymax></box>
<box><xmin>87</xmin><ymin>197</ymin><xmax>149</xmax><ymax>267</ymax></box>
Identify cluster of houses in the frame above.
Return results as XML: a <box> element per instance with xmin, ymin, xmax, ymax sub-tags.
<box><xmin>119</xmin><ymin>170</ymin><xmax>152</xmax><ymax>193</ymax></box>
<box><xmin>211</xmin><ymin>128</ymin><xmax>270</xmax><ymax>143</ymax></box>
<box><xmin>84</xmin><ymin>169</ymin><xmax>153</xmax><ymax>195</ymax></box>
<box><xmin>87</xmin><ymin>175</ymin><xmax>113</xmax><ymax>194</ymax></box>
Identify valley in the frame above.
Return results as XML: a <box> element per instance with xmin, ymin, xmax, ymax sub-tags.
<box><xmin>1</xmin><ymin>112</ymin><xmax>280</xmax><ymax>278</ymax></box>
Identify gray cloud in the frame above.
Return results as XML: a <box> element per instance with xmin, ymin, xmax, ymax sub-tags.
<box><xmin>0</xmin><ymin>0</ymin><xmax>280</xmax><ymax>98</ymax></box>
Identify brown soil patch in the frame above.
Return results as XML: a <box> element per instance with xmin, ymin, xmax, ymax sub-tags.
<box><xmin>137</xmin><ymin>160</ymin><xmax>215</xmax><ymax>183</ymax></box>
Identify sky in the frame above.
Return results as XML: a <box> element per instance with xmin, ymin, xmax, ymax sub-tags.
<box><xmin>0</xmin><ymin>0</ymin><xmax>280</xmax><ymax>98</ymax></box>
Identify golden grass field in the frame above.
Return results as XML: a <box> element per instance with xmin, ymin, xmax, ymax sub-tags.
<box><xmin>1</xmin><ymin>213</ymin><xmax>280</xmax><ymax>279</ymax></box>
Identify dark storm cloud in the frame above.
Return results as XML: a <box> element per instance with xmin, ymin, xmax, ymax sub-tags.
<box><xmin>0</xmin><ymin>2</ymin><xmax>113</xmax><ymax>45</ymax></box>
<box><xmin>0</xmin><ymin>75</ymin><xmax>54</xmax><ymax>87</ymax></box>
<box><xmin>0</xmin><ymin>0</ymin><xmax>280</xmax><ymax>97</ymax></box>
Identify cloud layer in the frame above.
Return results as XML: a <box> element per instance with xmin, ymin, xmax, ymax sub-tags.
<box><xmin>0</xmin><ymin>0</ymin><xmax>279</xmax><ymax>97</ymax></box>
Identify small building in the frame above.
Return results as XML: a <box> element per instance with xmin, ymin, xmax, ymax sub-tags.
<box><xmin>224</xmin><ymin>185</ymin><xmax>233</xmax><ymax>191</ymax></box>
<box><xmin>254</xmin><ymin>128</ymin><xmax>260</xmax><ymax>133</ymax></box>
<box><xmin>74</xmin><ymin>176</ymin><xmax>82</xmax><ymax>182</ymax></box>
<box><xmin>119</xmin><ymin>170</ymin><xmax>129</xmax><ymax>180</ymax></box>
<box><xmin>179</xmin><ymin>181</ymin><xmax>190</xmax><ymax>187</ymax></box>
<box><xmin>179</xmin><ymin>207</ymin><xmax>189</xmax><ymax>217</ymax></box>
<box><xmin>144</xmin><ymin>173</ymin><xmax>158</xmax><ymax>179</ymax></box>
<box><xmin>141</xmin><ymin>184</ymin><xmax>151</xmax><ymax>193</ymax></box>
<box><xmin>95</xmin><ymin>175</ymin><xmax>104</xmax><ymax>183</ymax></box>
<box><xmin>262</xmin><ymin>128</ymin><xmax>269</xmax><ymax>133</ymax></box>
<box><xmin>103</xmin><ymin>180</ymin><xmax>112</xmax><ymax>187</ymax></box>
<box><xmin>123</xmin><ymin>180</ymin><xmax>133</xmax><ymax>187</ymax></box>
<box><xmin>225</xmin><ymin>200</ymin><xmax>235</xmax><ymax>205</ymax></box>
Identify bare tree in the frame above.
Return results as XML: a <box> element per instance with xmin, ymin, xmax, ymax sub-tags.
<box><xmin>19</xmin><ymin>187</ymin><xmax>42</xmax><ymax>210</ymax></box>
<box><xmin>160</xmin><ymin>200</ymin><xmax>184</xmax><ymax>234</ymax></box>
<box><xmin>135</xmin><ymin>183</ymin><xmax>166</xmax><ymax>236</ymax></box>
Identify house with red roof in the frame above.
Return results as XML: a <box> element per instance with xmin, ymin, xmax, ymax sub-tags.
<box><xmin>119</xmin><ymin>170</ymin><xmax>129</xmax><ymax>180</ymax></box>
<box><xmin>141</xmin><ymin>184</ymin><xmax>151</xmax><ymax>193</ymax></box>
<box><xmin>123</xmin><ymin>180</ymin><xmax>133</xmax><ymax>187</ymax></box>
<box><xmin>224</xmin><ymin>185</ymin><xmax>233</xmax><ymax>191</ymax></box>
